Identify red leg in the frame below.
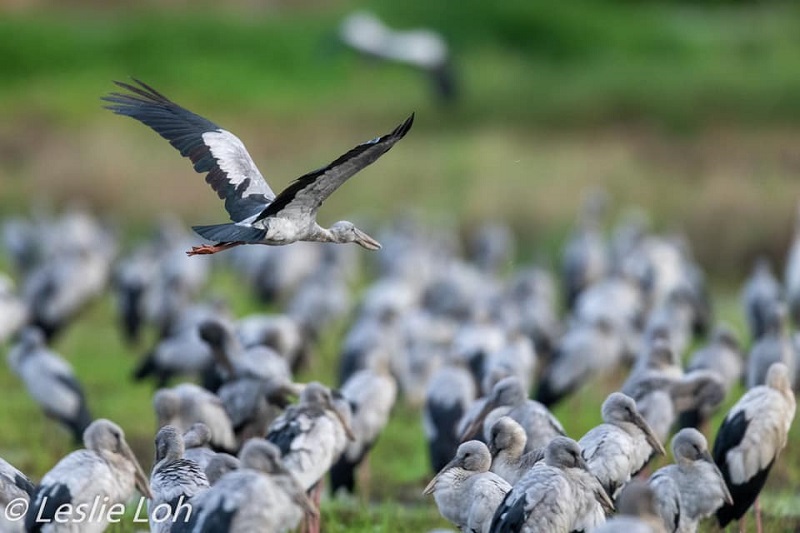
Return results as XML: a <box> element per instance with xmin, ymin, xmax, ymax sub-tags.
<box><xmin>186</xmin><ymin>241</ymin><xmax>244</xmax><ymax>256</ymax></box>
<box><xmin>308</xmin><ymin>480</ymin><xmax>323</xmax><ymax>533</ymax></box>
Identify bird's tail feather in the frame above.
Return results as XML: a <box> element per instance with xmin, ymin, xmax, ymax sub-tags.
<box><xmin>192</xmin><ymin>223</ymin><xmax>266</xmax><ymax>243</ymax></box>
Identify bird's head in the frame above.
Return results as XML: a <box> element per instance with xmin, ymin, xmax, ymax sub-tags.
<box><xmin>329</xmin><ymin>221</ymin><xmax>382</xmax><ymax>250</ymax></box>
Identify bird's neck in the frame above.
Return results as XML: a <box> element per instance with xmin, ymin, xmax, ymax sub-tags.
<box><xmin>309</xmin><ymin>224</ymin><xmax>335</xmax><ymax>243</ymax></box>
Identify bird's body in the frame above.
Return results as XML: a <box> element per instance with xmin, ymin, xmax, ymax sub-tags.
<box><xmin>593</xmin><ymin>480</ymin><xmax>668</xmax><ymax>533</ymax></box>
<box><xmin>424</xmin><ymin>441</ymin><xmax>511</xmax><ymax>533</ymax></box>
<box><xmin>487</xmin><ymin>416</ymin><xmax>544</xmax><ymax>486</ymax></box>
<box><xmin>154</xmin><ymin>383</ymin><xmax>237</xmax><ymax>452</ymax></box>
<box><xmin>104</xmin><ymin>80</ymin><xmax>412</xmax><ymax>255</ymax></box>
<box><xmin>25</xmin><ymin>419</ymin><xmax>151</xmax><ymax>533</ymax></box>
<box><xmin>579</xmin><ymin>392</ymin><xmax>666</xmax><ymax>498</ymax></box>
<box><xmin>149</xmin><ymin>426</ymin><xmax>209</xmax><ymax>533</ymax></box>
<box><xmin>7</xmin><ymin>328</ymin><xmax>92</xmax><ymax>442</ymax></box>
<box><xmin>0</xmin><ymin>457</ymin><xmax>34</xmax><ymax>533</ymax></box>
<box><xmin>713</xmin><ymin>363</ymin><xmax>796</xmax><ymax>529</ymax></box>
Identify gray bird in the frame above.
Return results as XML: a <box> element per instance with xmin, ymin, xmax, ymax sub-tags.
<box><xmin>742</xmin><ymin>257</ymin><xmax>783</xmax><ymax>342</ymax></box>
<box><xmin>579</xmin><ymin>392</ymin><xmax>666</xmax><ymax>498</ymax></box>
<box><xmin>104</xmin><ymin>79</ymin><xmax>412</xmax><ymax>255</ymax></box>
<box><xmin>182</xmin><ymin>423</ymin><xmax>216</xmax><ymax>472</ymax></box>
<box><xmin>486</xmin><ymin>416</ymin><xmax>544</xmax><ymax>486</ymax></box>
<box><xmin>0</xmin><ymin>456</ymin><xmax>34</xmax><ymax>533</ymax></box>
<box><xmin>203</xmin><ymin>453</ymin><xmax>240</xmax><ymax>485</ymax></box>
<box><xmin>149</xmin><ymin>426</ymin><xmax>209</xmax><ymax>533</ymax></box>
<box><xmin>423</xmin><ymin>440</ymin><xmax>511</xmax><ymax>533</ymax></box>
<box><xmin>173</xmin><ymin>439</ymin><xmax>315</xmax><ymax>533</ymax></box>
<box><xmin>7</xmin><ymin>328</ymin><xmax>92</xmax><ymax>442</ymax></box>
<box><xmin>649</xmin><ymin>428</ymin><xmax>732</xmax><ymax>533</ymax></box>
<box><xmin>592</xmin><ymin>480</ymin><xmax>668</xmax><ymax>533</ymax></box>
<box><xmin>425</xmin><ymin>364</ymin><xmax>477</xmax><ymax>472</ymax></box>
<box><xmin>25</xmin><ymin>419</ymin><xmax>152</xmax><ymax>533</ymax></box>
<box><xmin>154</xmin><ymin>383</ymin><xmax>237</xmax><ymax>452</ymax></box>
<box><xmin>746</xmin><ymin>303</ymin><xmax>795</xmax><ymax>389</ymax></box>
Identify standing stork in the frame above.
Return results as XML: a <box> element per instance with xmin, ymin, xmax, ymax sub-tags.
<box><xmin>7</xmin><ymin>327</ymin><xmax>92</xmax><ymax>443</ymax></box>
<box><xmin>25</xmin><ymin>419</ymin><xmax>152</xmax><ymax>533</ymax></box>
<box><xmin>713</xmin><ymin>362</ymin><xmax>796</xmax><ymax>532</ymax></box>
<box><xmin>103</xmin><ymin>80</ymin><xmax>413</xmax><ymax>255</ymax></box>
<box><xmin>266</xmin><ymin>382</ymin><xmax>354</xmax><ymax>533</ymax></box>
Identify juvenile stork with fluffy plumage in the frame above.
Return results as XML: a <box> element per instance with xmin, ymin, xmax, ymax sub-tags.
<box><xmin>103</xmin><ymin>79</ymin><xmax>412</xmax><ymax>255</ymax></box>
<box><xmin>713</xmin><ymin>362</ymin><xmax>796</xmax><ymax>533</ymax></box>
<box><xmin>25</xmin><ymin>419</ymin><xmax>152</xmax><ymax>533</ymax></box>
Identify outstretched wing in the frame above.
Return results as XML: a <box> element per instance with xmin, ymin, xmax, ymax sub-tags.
<box><xmin>103</xmin><ymin>79</ymin><xmax>275</xmax><ymax>222</ymax></box>
<box><xmin>257</xmin><ymin>113</ymin><xmax>414</xmax><ymax>221</ymax></box>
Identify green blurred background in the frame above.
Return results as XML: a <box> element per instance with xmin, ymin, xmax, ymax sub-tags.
<box><xmin>2</xmin><ymin>0</ymin><xmax>800</xmax><ymax>278</ymax></box>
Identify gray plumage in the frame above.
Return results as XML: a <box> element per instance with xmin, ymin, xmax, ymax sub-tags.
<box><xmin>487</xmin><ymin>416</ymin><xmax>544</xmax><ymax>486</ymax></box>
<box><xmin>154</xmin><ymin>383</ymin><xmax>237</xmax><ymax>452</ymax></box>
<box><xmin>423</xmin><ymin>440</ymin><xmax>511</xmax><ymax>533</ymax></box>
<box><xmin>7</xmin><ymin>327</ymin><xmax>92</xmax><ymax>442</ymax></box>
<box><xmin>579</xmin><ymin>392</ymin><xmax>666</xmax><ymax>498</ymax></box>
<box><xmin>25</xmin><ymin>419</ymin><xmax>151</xmax><ymax>533</ymax></box>
<box><xmin>0</xmin><ymin>457</ymin><xmax>34</xmax><ymax>533</ymax></box>
<box><xmin>0</xmin><ymin>274</ymin><xmax>27</xmax><ymax>343</ymax></box>
<box><xmin>425</xmin><ymin>364</ymin><xmax>477</xmax><ymax>472</ymax></box>
<box><xmin>204</xmin><ymin>453</ymin><xmax>240</xmax><ymax>485</ymax></box>
<box><xmin>174</xmin><ymin>440</ymin><xmax>314</xmax><ymax>533</ymax></box>
<box><xmin>649</xmin><ymin>428</ymin><xmax>732</xmax><ymax>533</ymax></box>
<box><xmin>182</xmin><ymin>423</ymin><xmax>216</xmax><ymax>472</ymax></box>
<box><xmin>746</xmin><ymin>303</ymin><xmax>795</xmax><ymax>389</ymax></box>
<box><xmin>149</xmin><ymin>426</ymin><xmax>209</xmax><ymax>533</ymax></box>
<box><xmin>592</xmin><ymin>480</ymin><xmax>668</xmax><ymax>533</ymax></box>
<box><xmin>742</xmin><ymin>257</ymin><xmax>783</xmax><ymax>341</ymax></box>
<box><xmin>266</xmin><ymin>382</ymin><xmax>354</xmax><ymax>490</ymax></box>
<box><xmin>685</xmin><ymin>325</ymin><xmax>743</xmax><ymax>394</ymax></box>
<box><xmin>489</xmin><ymin>436</ymin><xmax>611</xmax><ymax>533</ymax></box>
<box><xmin>104</xmin><ymin>79</ymin><xmax>411</xmax><ymax>255</ymax></box>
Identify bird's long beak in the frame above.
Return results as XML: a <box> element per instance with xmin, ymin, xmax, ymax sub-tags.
<box><xmin>353</xmin><ymin>228</ymin><xmax>382</xmax><ymax>250</ymax></box>
<box><xmin>634</xmin><ymin>413</ymin><xmax>666</xmax><ymax>456</ymax></box>
<box><xmin>332</xmin><ymin>407</ymin><xmax>356</xmax><ymax>441</ymax></box>
<box><xmin>460</xmin><ymin>401</ymin><xmax>495</xmax><ymax>442</ymax></box>
<box><xmin>422</xmin><ymin>457</ymin><xmax>458</xmax><ymax>496</ymax></box>
<box><xmin>122</xmin><ymin>440</ymin><xmax>154</xmax><ymax>500</ymax></box>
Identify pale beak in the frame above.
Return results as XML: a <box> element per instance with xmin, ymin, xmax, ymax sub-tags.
<box><xmin>122</xmin><ymin>440</ymin><xmax>154</xmax><ymax>500</ymax></box>
<box><xmin>634</xmin><ymin>413</ymin><xmax>666</xmax><ymax>456</ymax></box>
<box><xmin>423</xmin><ymin>457</ymin><xmax>458</xmax><ymax>496</ymax></box>
<box><xmin>329</xmin><ymin>400</ymin><xmax>356</xmax><ymax>441</ymax></box>
<box><xmin>353</xmin><ymin>228</ymin><xmax>382</xmax><ymax>251</ymax></box>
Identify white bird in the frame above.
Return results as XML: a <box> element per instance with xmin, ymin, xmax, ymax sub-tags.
<box><xmin>713</xmin><ymin>362</ymin><xmax>796</xmax><ymax>532</ymax></box>
<box><xmin>149</xmin><ymin>426</ymin><xmax>209</xmax><ymax>533</ymax></box>
<box><xmin>649</xmin><ymin>428</ymin><xmax>732</xmax><ymax>533</ymax></box>
<box><xmin>172</xmin><ymin>439</ymin><xmax>315</xmax><ymax>533</ymax></box>
<box><xmin>7</xmin><ymin>328</ymin><xmax>92</xmax><ymax>442</ymax></box>
<box><xmin>579</xmin><ymin>392</ymin><xmax>666</xmax><ymax>498</ymax></box>
<box><xmin>25</xmin><ymin>419</ymin><xmax>152</xmax><ymax>533</ymax></box>
<box><xmin>0</xmin><ymin>273</ymin><xmax>27</xmax><ymax>343</ymax></box>
<box><xmin>104</xmin><ymin>79</ymin><xmax>412</xmax><ymax>255</ymax></box>
<box><xmin>423</xmin><ymin>440</ymin><xmax>511</xmax><ymax>533</ymax></box>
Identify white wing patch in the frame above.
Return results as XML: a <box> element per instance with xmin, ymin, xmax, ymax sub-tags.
<box><xmin>202</xmin><ymin>130</ymin><xmax>275</xmax><ymax>200</ymax></box>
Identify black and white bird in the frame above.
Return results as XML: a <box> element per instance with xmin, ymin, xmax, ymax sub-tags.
<box><xmin>713</xmin><ymin>362</ymin><xmax>796</xmax><ymax>532</ymax></box>
<box><xmin>7</xmin><ymin>328</ymin><xmax>92</xmax><ymax>442</ymax></box>
<box><xmin>104</xmin><ymin>80</ymin><xmax>413</xmax><ymax>255</ymax></box>
<box><xmin>25</xmin><ymin>419</ymin><xmax>152</xmax><ymax>533</ymax></box>
<box><xmin>149</xmin><ymin>426</ymin><xmax>209</xmax><ymax>533</ymax></box>
<box><xmin>0</xmin><ymin>457</ymin><xmax>35</xmax><ymax>533</ymax></box>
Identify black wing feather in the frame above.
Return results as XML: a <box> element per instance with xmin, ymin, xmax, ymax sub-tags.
<box><xmin>257</xmin><ymin>113</ymin><xmax>414</xmax><ymax>220</ymax></box>
<box><xmin>103</xmin><ymin>79</ymin><xmax>273</xmax><ymax>222</ymax></box>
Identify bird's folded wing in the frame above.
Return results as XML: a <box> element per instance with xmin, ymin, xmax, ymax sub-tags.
<box><xmin>103</xmin><ymin>79</ymin><xmax>275</xmax><ymax>222</ymax></box>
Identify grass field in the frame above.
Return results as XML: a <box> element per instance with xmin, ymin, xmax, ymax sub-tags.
<box><xmin>2</xmin><ymin>1</ymin><xmax>800</xmax><ymax>531</ymax></box>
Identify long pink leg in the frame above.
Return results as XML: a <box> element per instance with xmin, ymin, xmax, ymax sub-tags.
<box><xmin>306</xmin><ymin>480</ymin><xmax>323</xmax><ymax>533</ymax></box>
<box><xmin>186</xmin><ymin>241</ymin><xmax>244</xmax><ymax>256</ymax></box>
<box><xmin>755</xmin><ymin>497</ymin><xmax>763</xmax><ymax>533</ymax></box>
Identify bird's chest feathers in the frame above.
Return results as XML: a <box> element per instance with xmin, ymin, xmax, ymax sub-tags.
<box><xmin>261</xmin><ymin>218</ymin><xmax>309</xmax><ymax>243</ymax></box>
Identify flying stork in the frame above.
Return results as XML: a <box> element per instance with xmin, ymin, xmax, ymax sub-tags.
<box><xmin>103</xmin><ymin>79</ymin><xmax>413</xmax><ymax>255</ymax></box>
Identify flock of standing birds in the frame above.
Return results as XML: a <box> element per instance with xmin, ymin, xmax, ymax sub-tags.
<box><xmin>0</xmin><ymin>79</ymin><xmax>797</xmax><ymax>533</ymax></box>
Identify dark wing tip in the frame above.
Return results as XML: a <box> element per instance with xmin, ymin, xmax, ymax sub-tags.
<box><xmin>101</xmin><ymin>78</ymin><xmax>171</xmax><ymax>111</ymax></box>
<box><xmin>392</xmin><ymin>112</ymin><xmax>415</xmax><ymax>140</ymax></box>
